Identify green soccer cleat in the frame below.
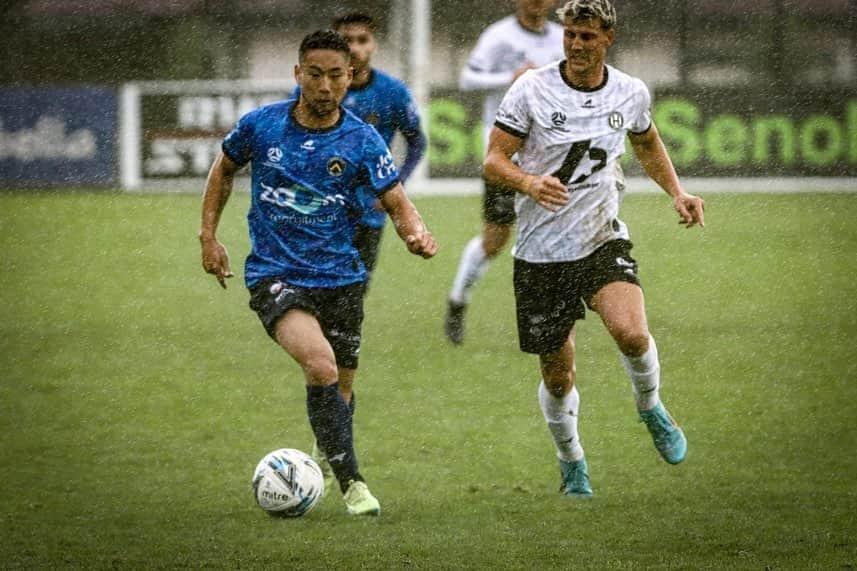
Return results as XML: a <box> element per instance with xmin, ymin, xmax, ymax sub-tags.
<box><xmin>559</xmin><ymin>457</ymin><xmax>593</xmax><ymax>497</ymax></box>
<box><xmin>310</xmin><ymin>441</ymin><xmax>335</xmax><ymax>497</ymax></box>
<box><xmin>639</xmin><ymin>401</ymin><xmax>687</xmax><ymax>465</ymax></box>
<box><xmin>343</xmin><ymin>480</ymin><xmax>381</xmax><ymax>516</ymax></box>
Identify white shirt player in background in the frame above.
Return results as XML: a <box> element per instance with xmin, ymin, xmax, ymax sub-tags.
<box><xmin>483</xmin><ymin>0</ymin><xmax>705</xmax><ymax>497</ymax></box>
<box><xmin>445</xmin><ymin>0</ymin><xmax>564</xmax><ymax>345</ymax></box>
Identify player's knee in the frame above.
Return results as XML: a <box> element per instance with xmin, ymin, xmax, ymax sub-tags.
<box><xmin>616</xmin><ymin>329</ymin><xmax>649</xmax><ymax>358</ymax></box>
<box><xmin>302</xmin><ymin>356</ymin><xmax>338</xmax><ymax>386</ymax></box>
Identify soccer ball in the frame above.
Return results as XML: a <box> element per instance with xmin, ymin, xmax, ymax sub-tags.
<box><xmin>251</xmin><ymin>448</ymin><xmax>324</xmax><ymax>517</ymax></box>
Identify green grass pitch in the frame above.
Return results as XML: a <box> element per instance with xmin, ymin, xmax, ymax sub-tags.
<box><xmin>1</xmin><ymin>190</ymin><xmax>856</xmax><ymax>569</ymax></box>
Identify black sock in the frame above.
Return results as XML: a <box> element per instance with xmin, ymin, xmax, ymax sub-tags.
<box><xmin>306</xmin><ymin>383</ymin><xmax>362</xmax><ymax>492</ymax></box>
<box><xmin>348</xmin><ymin>392</ymin><xmax>356</xmax><ymax>416</ymax></box>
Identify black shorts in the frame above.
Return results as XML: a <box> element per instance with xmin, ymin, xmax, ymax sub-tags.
<box><xmin>354</xmin><ymin>223</ymin><xmax>384</xmax><ymax>276</ymax></box>
<box><xmin>482</xmin><ymin>181</ymin><xmax>517</xmax><ymax>225</ymax></box>
<box><xmin>248</xmin><ymin>279</ymin><xmax>366</xmax><ymax>369</ymax></box>
<box><xmin>514</xmin><ymin>240</ymin><xmax>642</xmax><ymax>355</ymax></box>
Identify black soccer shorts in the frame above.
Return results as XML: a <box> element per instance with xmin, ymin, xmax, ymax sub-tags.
<box><xmin>482</xmin><ymin>181</ymin><xmax>517</xmax><ymax>225</ymax></box>
<box><xmin>513</xmin><ymin>239</ymin><xmax>642</xmax><ymax>354</ymax></box>
<box><xmin>248</xmin><ymin>279</ymin><xmax>366</xmax><ymax>369</ymax></box>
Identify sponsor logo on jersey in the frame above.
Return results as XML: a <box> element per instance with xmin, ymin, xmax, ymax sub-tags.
<box><xmin>375</xmin><ymin>151</ymin><xmax>397</xmax><ymax>179</ymax></box>
<box><xmin>260</xmin><ymin>181</ymin><xmax>345</xmax><ymax>214</ymax></box>
<box><xmin>551</xmin><ymin>111</ymin><xmax>567</xmax><ymax>127</ymax></box>
<box><xmin>582</xmin><ymin>98</ymin><xmax>595</xmax><ymax>109</ymax></box>
<box><xmin>608</xmin><ymin>111</ymin><xmax>624</xmax><ymax>129</ymax></box>
<box><xmin>300</xmin><ymin>139</ymin><xmax>316</xmax><ymax>151</ymax></box>
<box><xmin>267</xmin><ymin>147</ymin><xmax>283</xmax><ymax>162</ymax></box>
<box><xmin>327</xmin><ymin>157</ymin><xmax>345</xmax><ymax>176</ymax></box>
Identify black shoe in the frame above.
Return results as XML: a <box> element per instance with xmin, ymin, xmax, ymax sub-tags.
<box><xmin>445</xmin><ymin>300</ymin><xmax>467</xmax><ymax>345</ymax></box>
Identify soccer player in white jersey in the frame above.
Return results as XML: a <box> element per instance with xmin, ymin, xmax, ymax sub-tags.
<box><xmin>445</xmin><ymin>0</ymin><xmax>564</xmax><ymax>345</ymax></box>
<box><xmin>483</xmin><ymin>0</ymin><xmax>705</xmax><ymax>496</ymax></box>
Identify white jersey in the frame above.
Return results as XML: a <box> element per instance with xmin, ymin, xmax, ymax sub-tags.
<box><xmin>494</xmin><ymin>62</ymin><xmax>652</xmax><ymax>263</ymax></box>
<box><xmin>460</xmin><ymin>15</ymin><xmax>565</xmax><ymax>144</ymax></box>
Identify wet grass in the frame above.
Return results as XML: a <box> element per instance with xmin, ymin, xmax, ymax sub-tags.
<box><xmin>1</xmin><ymin>190</ymin><xmax>855</xmax><ymax>569</ymax></box>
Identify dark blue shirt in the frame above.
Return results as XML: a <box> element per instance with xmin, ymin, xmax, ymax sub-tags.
<box><xmin>222</xmin><ymin>99</ymin><xmax>400</xmax><ymax>288</ymax></box>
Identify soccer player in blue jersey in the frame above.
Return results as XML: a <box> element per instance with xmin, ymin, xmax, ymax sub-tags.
<box><xmin>293</xmin><ymin>11</ymin><xmax>427</xmax><ymax>489</ymax></box>
<box><xmin>198</xmin><ymin>30</ymin><xmax>437</xmax><ymax>516</ymax></box>
<box><xmin>295</xmin><ymin>12</ymin><xmax>426</xmax><ymax>284</ymax></box>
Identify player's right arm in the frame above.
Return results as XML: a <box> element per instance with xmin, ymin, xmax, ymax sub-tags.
<box><xmin>199</xmin><ymin>151</ymin><xmax>240</xmax><ymax>289</ymax></box>
<box><xmin>483</xmin><ymin>127</ymin><xmax>568</xmax><ymax>212</ymax></box>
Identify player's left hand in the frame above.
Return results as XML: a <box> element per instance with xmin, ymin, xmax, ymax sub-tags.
<box><xmin>673</xmin><ymin>193</ymin><xmax>705</xmax><ymax>229</ymax></box>
<box><xmin>406</xmin><ymin>231</ymin><xmax>437</xmax><ymax>259</ymax></box>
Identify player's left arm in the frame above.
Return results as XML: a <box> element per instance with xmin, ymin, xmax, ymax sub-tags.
<box><xmin>629</xmin><ymin>123</ymin><xmax>705</xmax><ymax>229</ymax></box>
<box><xmin>397</xmin><ymin>128</ymin><xmax>427</xmax><ymax>183</ymax></box>
<box><xmin>395</xmin><ymin>90</ymin><xmax>427</xmax><ymax>183</ymax></box>
<box><xmin>380</xmin><ymin>183</ymin><xmax>437</xmax><ymax>259</ymax></box>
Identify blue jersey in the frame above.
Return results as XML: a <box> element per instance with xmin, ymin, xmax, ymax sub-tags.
<box><xmin>294</xmin><ymin>69</ymin><xmax>424</xmax><ymax>229</ymax></box>
<box><xmin>222</xmin><ymin>99</ymin><xmax>400</xmax><ymax>289</ymax></box>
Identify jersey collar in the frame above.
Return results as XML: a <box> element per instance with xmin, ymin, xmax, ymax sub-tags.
<box><xmin>289</xmin><ymin>100</ymin><xmax>347</xmax><ymax>134</ymax></box>
<box><xmin>558</xmin><ymin>61</ymin><xmax>609</xmax><ymax>93</ymax></box>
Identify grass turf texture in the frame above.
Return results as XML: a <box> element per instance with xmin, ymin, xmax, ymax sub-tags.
<box><xmin>1</xmin><ymin>190</ymin><xmax>855</xmax><ymax>569</ymax></box>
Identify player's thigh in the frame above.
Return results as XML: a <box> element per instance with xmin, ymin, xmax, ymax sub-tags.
<box><xmin>274</xmin><ymin>309</ymin><xmax>338</xmax><ymax>382</ymax></box>
<box><xmin>315</xmin><ymin>283</ymin><xmax>365</xmax><ymax>371</ymax></box>
<box><xmin>514</xmin><ymin>258</ymin><xmax>584</xmax><ymax>355</ymax></box>
<box><xmin>589</xmin><ymin>281</ymin><xmax>650</xmax><ymax>356</ymax></box>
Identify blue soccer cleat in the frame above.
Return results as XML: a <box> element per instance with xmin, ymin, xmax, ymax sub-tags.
<box><xmin>559</xmin><ymin>457</ymin><xmax>593</xmax><ymax>497</ymax></box>
<box><xmin>639</xmin><ymin>401</ymin><xmax>687</xmax><ymax>464</ymax></box>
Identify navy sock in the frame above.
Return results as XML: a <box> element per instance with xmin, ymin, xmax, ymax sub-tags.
<box><xmin>306</xmin><ymin>383</ymin><xmax>362</xmax><ymax>492</ymax></box>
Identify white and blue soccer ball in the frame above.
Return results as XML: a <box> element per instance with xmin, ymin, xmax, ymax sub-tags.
<box><xmin>251</xmin><ymin>448</ymin><xmax>324</xmax><ymax>517</ymax></box>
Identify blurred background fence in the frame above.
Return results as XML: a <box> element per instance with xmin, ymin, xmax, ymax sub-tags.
<box><xmin>1</xmin><ymin>0</ymin><xmax>855</xmax><ymax>190</ymax></box>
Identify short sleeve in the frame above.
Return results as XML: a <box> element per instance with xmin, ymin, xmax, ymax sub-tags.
<box><xmin>222</xmin><ymin>110</ymin><xmax>256</xmax><ymax>166</ymax></box>
<box><xmin>628</xmin><ymin>80</ymin><xmax>652</xmax><ymax>135</ymax></box>
<box><xmin>493</xmin><ymin>72</ymin><xmax>532</xmax><ymax>139</ymax></box>
<box><xmin>362</xmin><ymin>127</ymin><xmax>400</xmax><ymax>196</ymax></box>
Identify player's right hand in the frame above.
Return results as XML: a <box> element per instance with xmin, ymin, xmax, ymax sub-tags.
<box><xmin>525</xmin><ymin>175</ymin><xmax>569</xmax><ymax>212</ymax></box>
<box><xmin>200</xmin><ymin>238</ymin><xmax>234</xmax><ymax>289</ymax></box>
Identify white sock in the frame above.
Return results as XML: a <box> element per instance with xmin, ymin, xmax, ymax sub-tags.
<box><xmin>621</xmin><ymin>335</ymin><xmax>661</xmax><ymax>411</ymax></box>
<box><xmin>448</xmin><ymin>236</ymin><xmax>490</xmax><ymax>305</ymax></box>
<box><xmin>538</xmin><ymin>381</ymin><xmax>584</xmax><ymax>462</ymax></box>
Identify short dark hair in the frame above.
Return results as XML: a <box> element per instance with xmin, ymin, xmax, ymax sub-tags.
<box><xmin>331</xmin><ymin>11</ymin><xmax>377</xmax><ymax>33</ymax></box>
<box><xmin>298</xmin><ymin>30</ymin><xmax>351</xmax><ymax>63</ymax></box>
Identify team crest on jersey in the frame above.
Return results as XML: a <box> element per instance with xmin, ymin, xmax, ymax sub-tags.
<box><xmin>365</xmin><ymin>112</ymin><xmax>380</xmax><ymax>126</ymax></box>
<box><xmin>267</xmin><ymin>147</ymin><xmax>283</xmax><ymax>163</ymax></box>
<box><xmin>551</xmin><ymin>111</ymin><xmax>567</xmax><ymax>127</ymax></box>
<box><xmin>327</xmin><ymin>157</ymin><xmax>345</xmax><ymax>177</ymax></box>
<box><xmin>608</xmin><ymin>111</ymin><xmax>624</xmax><ymax>130</ymax></box>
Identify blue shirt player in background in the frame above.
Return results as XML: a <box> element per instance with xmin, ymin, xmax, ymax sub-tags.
<box><xmin>199</xmin><ymin>30</ymin><xmax>437</xmax><ymax>517</ymax></box>
<box><xmin>295</xmin><ymin>11</ymin><xmax>426</xmax><ymax>284</ymax></box>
